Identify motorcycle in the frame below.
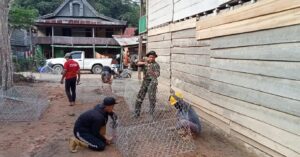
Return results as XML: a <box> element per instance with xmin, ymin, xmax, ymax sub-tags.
<box><xmin>111</xmin><ymin>64</ymin><xmax>132</xmax><ymax>79</ymax></box>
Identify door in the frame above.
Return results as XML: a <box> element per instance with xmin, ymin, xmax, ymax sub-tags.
<box><xmin>71</xmin><ymin>52</ymin><xmax>84</xmax><ymax>69</ymax></box>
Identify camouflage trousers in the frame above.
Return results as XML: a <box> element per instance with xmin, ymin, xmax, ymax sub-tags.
<box><xmin>134</xmin><ymin>78</ymin><xmax>158</xmax><ymax>116</ymax></box>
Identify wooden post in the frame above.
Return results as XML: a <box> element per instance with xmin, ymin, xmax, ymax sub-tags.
<box><xmin>92</xmin><ymin>27</ymin><xmax>96</xmax><ymax>58</ymax></box>
<box><xmin>51</xmin><ymin>26</ymin><xmax>54</xmax><ymax>58</ymax></box>
<box><xmin>120</xmin><ymin>48</ymin><xmax>123</xmax><ymax>70</ymax></box>
<box><xmin>138</xmin><ymin>0</ymin><xmax>144</xmax><ymax>80</ymax></box>
<box><xmin>29</xmin><ymin>27</ymin><xmax>33</xmax><ymax>52</ymax></box>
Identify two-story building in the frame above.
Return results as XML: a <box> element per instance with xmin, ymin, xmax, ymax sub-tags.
<box><xmin>34</xmin><ymin>0</ymin><xmax>127</xmax><ymax>59</ymax></box>
<box><xmin>11</xmin><ymin>29</ymin><xmax>32</xmax><ymax>58</ymax></box>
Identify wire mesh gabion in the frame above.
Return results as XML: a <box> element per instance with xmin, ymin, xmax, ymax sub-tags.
<box><xmin>111</xmin><ymin>79</ymin><xmax>127</xmax><ymax>97</ymax></box>
<box><xmin>111</xmin><ymin>79</ymin><xmax>196</xmax><ymax>157</ymax></box>
<box><xmin>115</xmin><ymin>119</ymin><xmax>196</xmax><ymax>157</ymax></box>
<box><xmin>77</xmin><ymin>81</ymin><xmax>115</xmax><ymax>104</ymax></box>
<box><xmin>20</xmin><ymin>71</ymin><xmax>61</xmax><ymax>83</ymax></box>
<box><xmin>36</xmin><ymin>73</ymin><xmax>61</xmax><ymax>83</ymax></box>
<box><xmin>0</xmin><ymin>86</ymin><xmax>49</xmax><ymax>121</ymax></box>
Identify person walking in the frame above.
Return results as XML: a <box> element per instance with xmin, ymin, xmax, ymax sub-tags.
<box><xmin>60</xmin><ymin>53</ymin><xmax>80</xmax><ymax>106</ymax></box>
<box><xmin>133</xmin><ymin>51</ymin><xmax>160</xmax><ymax>118</ymax></box>
<box><xmin>69</xmin><ymin>97</ymin><xmax>118</xmax><ymax>152</ymax></box>
<box><xmin>101</xmin><ymin>66</ymin><xmax>113</xmax><ymax>84</ymax></box>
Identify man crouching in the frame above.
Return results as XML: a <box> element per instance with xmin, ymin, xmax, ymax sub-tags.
<box><xmin>69</xmin><ymin>97</ymin><xmax>118</xmax><ymax>152</ymax></box>
<box><xmin>169</xmin><ymin>92</ymin><xmax>202</xmax><ymax>139</ymax></box>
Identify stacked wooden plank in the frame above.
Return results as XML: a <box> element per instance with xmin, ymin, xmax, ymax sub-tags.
<box><xmin>147</xmin><ymin>0</ymin><xmax>232</xmax><ymax>29</ymax></box>
<box><xmin>170</xmin><ymin>18</ymin><xmax>211</xmax><ymax>103</ymax></box>
<box><xmin>194</xmin><ymin>0</ymin><xmax>300</xmax><ymax>156</ymax></box>
<box><xmin>204</xmin><ymin>25</ymin><xmax>300</xmax><ymax>157</ymax></box>
<box><xmin>147</xmin><ymin>0</ymin><xmax>300</xmax><ymax>156</ymax></box>
<box><xmin>148</xmin><ymin>0</ymin><xmax>173</xmax><ymax>29</ymax></box>
<box><xmin>196</xmin><ymin>0</ymin><xmax>300</xmax><ymax>40</ymax></box>
<box><xmin>148</xmin><ymin>25</ymin><xmax>172</xmax><ymax>87</ymax></box>
<box><xmin>173</xmin><ymin>0</ymin><xmax>219</xmax><ymax>21</ymax></box>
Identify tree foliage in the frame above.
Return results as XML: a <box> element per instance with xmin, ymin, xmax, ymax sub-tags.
<box><xmin>89</xmin><ymin>0</ymin><xmax>140</xmax><ymax>26</ymax></box>
<box><xmin>34</xmin><ymin>45</ymin><xmax>45</xmax><ymax>68</ymax></box>
<box><xmin>12</xmin><ymin>0</ymin><xmax>140</xmax><ymax>26</ymax></box>
<box><xmin>9</xmin><ymin>6</ymin><xmax>38</xmax><ymax>30</ymax></box>
<box><xmin>13</xmin><ymin>0</ymin><xmax>63</xmax><ymax>16</ymax></box>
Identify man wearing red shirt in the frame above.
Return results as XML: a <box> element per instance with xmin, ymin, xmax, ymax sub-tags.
<box><xmin>60</xmin><ymin>53</ymin><xmax>80</xmax><ymax>106</ymax></box>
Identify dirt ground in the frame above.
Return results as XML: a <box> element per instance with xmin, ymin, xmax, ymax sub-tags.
<box><xmin>0</xmin><ymin>73</ymin><xmax>257</xmax><ymax>157</ymax></box>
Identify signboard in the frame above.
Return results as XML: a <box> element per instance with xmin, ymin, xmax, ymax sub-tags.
<box><xmin>139</xmin><ymin>15</ymin><xmax>147</xmax><ymax>34</ymax></box>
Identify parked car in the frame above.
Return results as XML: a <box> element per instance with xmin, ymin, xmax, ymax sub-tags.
<box><xmin>45</xmin><ymin>51</ymin><xmax>112</xmax><ymax>74</ymax></box>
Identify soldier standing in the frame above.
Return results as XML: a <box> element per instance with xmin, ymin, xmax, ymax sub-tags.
<box><xmin>133</xmin><ymin>51</ymin><xmax>160</xmax><ymax>118</ymax></box>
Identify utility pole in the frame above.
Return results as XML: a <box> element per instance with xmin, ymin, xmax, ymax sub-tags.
<box><xmin>137</xmin><ymin>0</ymin><xmax>144</xmax><ymax>80</ymax></box>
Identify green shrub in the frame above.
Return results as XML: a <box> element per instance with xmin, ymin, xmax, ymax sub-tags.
<box><xmin>13</xmin><ymin>57</ymin><xmax>35</xmax><ymax>72</ymax></box>
<box><xmin>34</xmin><ymin>45</ymin><xmax>45</xmax><ymax>68</ymax></box>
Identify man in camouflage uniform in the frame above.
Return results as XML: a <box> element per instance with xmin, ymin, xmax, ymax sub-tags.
<box><xmin>133</xmin><ymin>51</ymin><xmax>160</xmax><ymax>118</ymax></box>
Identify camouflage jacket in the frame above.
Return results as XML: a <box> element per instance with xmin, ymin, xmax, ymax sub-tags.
<box><xmin>142</xmin><ymin>61</ymin><xmax>160</xmax><ymax>80</ymax></box>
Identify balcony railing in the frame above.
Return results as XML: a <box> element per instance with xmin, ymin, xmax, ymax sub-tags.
<box><xmin>34</xmin><ymin>36</ymin><xmax>119</xmax><ymax>45</ymax></box>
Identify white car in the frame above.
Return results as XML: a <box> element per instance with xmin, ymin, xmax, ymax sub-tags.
<box><xmin>45</xmin><ymin>51</ymin><xmax>112</xmax><ymax>74</ymax></box>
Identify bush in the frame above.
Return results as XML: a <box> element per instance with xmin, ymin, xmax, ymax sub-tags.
<box><xmin>34</xmin><ymin>45</ymin><xmax>45</xmax><ymax>67</ymax></box>
<box><xmin>13</xmin><ymin>57</ymin><xmax>35</xmax><ymax>72</ymax></box>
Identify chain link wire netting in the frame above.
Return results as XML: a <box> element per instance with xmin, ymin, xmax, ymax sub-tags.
<box><xmin>115</xmin><ymin>119</ymin><xmax>196</xmax><ymax>157</ymax></box>
<box><xmin>76</xmin><ymin>81</ymin><xmax>115</xmax><ymax>104</ymax></box>
<box><xmin>0</xmin><ymin>55</ymin><xmax>54</xmax><ymax>122</ymax></box>
<box><xmin>36</xmin><ymin>65</ymin><xmax>62</xmax><ymax>82</ymax></box>
<box><xmin>111</xmin><ymin>79</ymin><xmax>196</xmax><ymax>157</ymax></box>
<box><xmin>19</xmin><ymin>71</ymin><xmax>61</xmax><ymax>83</ymax></box>
<box><xmin>0</xmin><ymin>86</ymin><xmax>49</xmax><ymax>121</ymax></box>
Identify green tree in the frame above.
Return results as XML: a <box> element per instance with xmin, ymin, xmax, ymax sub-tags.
<box><xmin>118</xmin><ymin>1</ymin><xmax>139</xmax><ymax>27</ymax></box>
<box><xmin>89</xmin><ymin>0</ymin><xmax>140</xmax><ymax>26</ymax></box>
<box><xmin>8</xmin><ymin>6</ymin><xmax>38</xmax><ymax>34</ymax></box>
<box><xmin>12</xmin><ymin>0</ymin><xmax>140</xmax><ymax>27</ymax></box>
<box><xmin>13</xmin><ymin>0</ymin><xmax>63</xmax><ymax>16</ymax></box>
<box><xmin>34</xmin><ymin>45</ymin><xmax>45</xmax><ymax>68</ymax></box>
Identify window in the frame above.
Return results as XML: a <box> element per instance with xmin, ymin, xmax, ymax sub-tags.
<box><xmin>105</xmin><ymin>28</ymin><xmax>114</xmax><ymax>37</ymax></box>
<box><xmin>46</xmin><ymin>27</ymin><xmax>52</xmax><ymax>36</ymax></box>
<box><xmin>73</xmin><ymin>3</ymin><xmax>80</xmax><ymax>16</ymax></box>
<box><xmin>62</xmin><ymin>28</ymin><xmax>72</xmax><ymax>36</ymax></box>
<box><xmin>85</xmin><ymin>28</ymin><xmax>92</xmax><ymax>37</ymax></box>
<box><xmin>71</xmin><ymin>53</ymin><xmax>81</xmax><ymax>59</ymax></box>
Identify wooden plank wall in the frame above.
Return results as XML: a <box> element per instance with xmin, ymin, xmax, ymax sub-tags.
<box><xmin>196</xmin><ymin>0</ymin><xmax>300</xmax><ymax>40</ymax></box>
<box><xmin>173</xmin><ymin>0</ymin><xmax>219</xmax><ymax>21</ymax></box>
<box><xmin>148</xmin><ymin>0</ymin><xmax>173</xmax><ymax>29</ymax></box>
<box><xmin>148</xmin><ymin>25</ymin><xmax>172</xmax><ymax>87</ymax></box>
<box><xmin>148</xmin><ymin>0</ymin><xmax>232</xmax><ymax>29</ymax></box>
<box><xmin>218</xmin><ymin>0</ymin><xmax>232</xmax><ymax>5</ymax></box>
<box><xmin>193</xmin><ymin>1</ymin><xmax>300</xmax><ymax>156</ymax></box>
<box><xmin>207</xmin><ymin>25</ymin><xmax>300</xmax><ymax>157</ymax></box>
<box><xmin>170</xmin><ymin>24</ymin><xmax>211</xmax><ymax>104</ymax></box>
<box><xmin>147</xmin><ymin>1</ymin><xmax>300</xmax><ymax>156</ymax></box>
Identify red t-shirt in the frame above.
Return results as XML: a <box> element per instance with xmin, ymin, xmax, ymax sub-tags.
<box><xmin>64</xmin><ymin>59</ymin><xmax>80</xmax><ymax>80</ymax></box>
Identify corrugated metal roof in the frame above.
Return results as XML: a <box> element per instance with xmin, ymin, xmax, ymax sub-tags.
<box><xmin>112</xmin><ymin>35</ymin><xmax>145</xmax><ymax>46</ymax></box>
<box><xmin>38</xmin><ymin>0</ymin><xmax>127</xmax><ymax>26</ymax></box>
<box><xmin>36</xmin><ymin>18</ymin><xmax>126</xmax><ymax>26</ymax></box>
<box><xmin>123</xmin><ymin>27</ymin><xmax>137</xmax><ymax>36</ymax></box>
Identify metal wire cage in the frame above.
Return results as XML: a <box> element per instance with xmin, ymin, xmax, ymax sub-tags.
<box><xmin>111</xmin><ymin>79</ymin><xmax>196</xmax><ymax>157</ymax></box>
<box><xmin>0</xmin><ymin>86</ymin><xmax>49</xmax><ymax>121</ymax></box>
